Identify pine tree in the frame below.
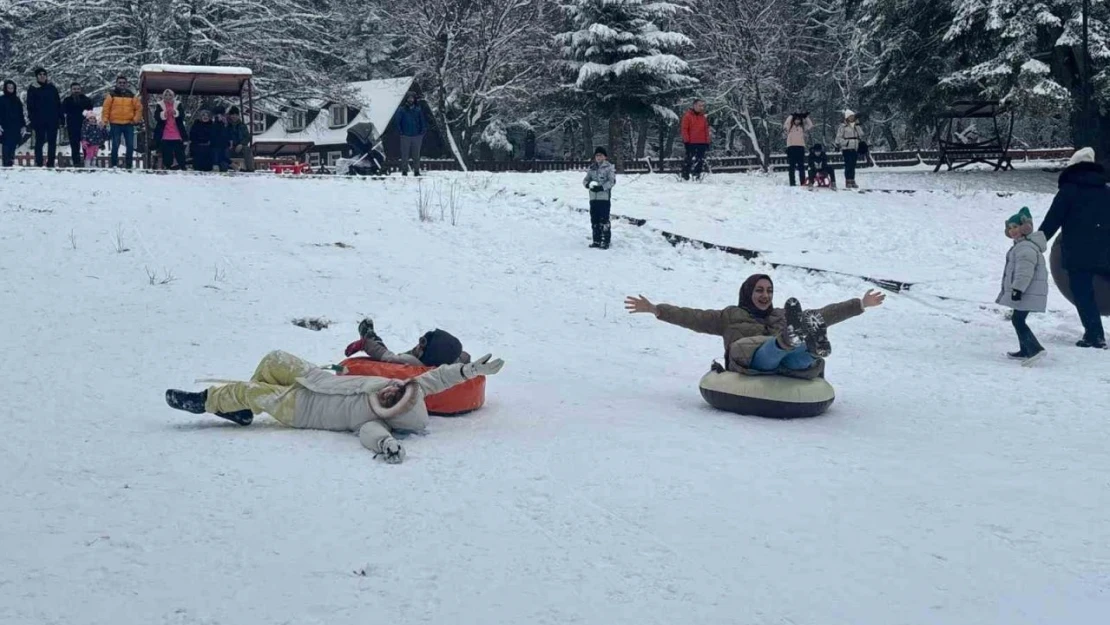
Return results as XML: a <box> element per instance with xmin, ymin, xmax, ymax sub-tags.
<box><xmin>557</xmin><ymin>0</ymin><xmax>697</xmax><ymax>170</ymax></box>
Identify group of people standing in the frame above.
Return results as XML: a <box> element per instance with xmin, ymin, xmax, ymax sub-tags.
<box><xmin>0</xmin><ymin>68</ymin><xmax>251</xmax><ymax>171</ymax></box>
<box><xmin>783</xmin><ymin>110</ymin><xmax>866</xmax><ymax>189</ymax></box>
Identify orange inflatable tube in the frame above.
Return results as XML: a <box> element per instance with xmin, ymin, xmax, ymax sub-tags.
<box><xmin>338</xmin><ymin>358</ymin><xmax>486</xmax><ymax>416</ymax></box>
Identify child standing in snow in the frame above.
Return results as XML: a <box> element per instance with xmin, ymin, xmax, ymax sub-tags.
<box><xmin>80</xmin><ymin>110</ymin><xmax>106</xmax><ymax>168</ymax></box>
<box><xmin>584</xmin><ymin>146</ymin><xmax>616</xmax><ymax>249</ymax></box>
<box><xmin>996</xmin><ymin>207</ymin><xmax>1049</xmax><ymax>363</ymax></box>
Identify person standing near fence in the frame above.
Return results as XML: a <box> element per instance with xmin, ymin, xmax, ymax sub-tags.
<box><xmin>153</xmin><ymin>90</ymin><xmax>186</xmax><ymax>170</ymax></box>
<box><xmin>26</xmin><ymin>68</ymin><xmax>63</xmax><ymax>168</ymax></box>
<box><xmin>101</xmin><ymin>75</ymin><xmax>142</xmax><ymax>169</ymax></box>
<box><xmin>783</xmin><ymin>112</ymin><xmax>813</xmax><ymax>186</ymax></box>
<box><xmin>680</xmin><ymin>99</ymin><xmax>710</xmax><ymax>180</ymax></box>
<box><xmin>0</xmin><ymin>80</ymin><xmax>25</xmax><ymax>167</ymax></box>
<box><xmin>836</xmin><ymin>110</ymin><xmax>865</xmax><ymax>189</ymax></box>
<box><xmin>62</xmin><ymin>82</ymin><xmax>93</xmax><ymax>167</ymax></box>
<box><xmin>393</xmin><ymin>93</ymin><xmax>426</xmax><ymax>176</ymax></box>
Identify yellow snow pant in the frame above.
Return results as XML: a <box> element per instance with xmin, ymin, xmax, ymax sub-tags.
<box><xmin>204</xmin><ymin>351</ymin><xmax>315</xmax><ymax>426</ymax></box>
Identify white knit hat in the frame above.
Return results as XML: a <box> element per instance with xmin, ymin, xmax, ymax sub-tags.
<box><xmin>843</xmin><ymin>109</ymin><xmax>856</xmax><ymax>119</ymax></box>
<box><xmin>1068</xmin><ymin>147</ymin><xmax>1096</xmax><ymax>167</ymax></box>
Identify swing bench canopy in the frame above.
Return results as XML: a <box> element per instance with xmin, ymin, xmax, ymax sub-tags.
<box><xmin>138</xmin><ymin>64</ymin><xmax>254</xmax><ymax>97</ymax></box>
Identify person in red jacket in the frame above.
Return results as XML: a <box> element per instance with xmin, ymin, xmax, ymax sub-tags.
<box><xmin>680</xmin><ymin>99</ymin><xmax>711</xmax><ymax>180</ymax></box>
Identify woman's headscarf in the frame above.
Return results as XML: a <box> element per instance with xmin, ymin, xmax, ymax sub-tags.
<box><xmin>738</xmin><ymin>273</ymin><xmax>774</xmax><ymax>318</ymax></box>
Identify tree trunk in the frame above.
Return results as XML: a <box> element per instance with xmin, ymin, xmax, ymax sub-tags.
<box><xmin>882</xmin><ymin>124</ymin><xmax>898</xmax><ymax>152</ymax></box>
<box><xmin>635</xmin><ymin>118</ymin><xmax>649</xmax><ymax>159</ymax></box>
<box><xmin>582</xmin><ymin>114</ymin><xmax>594</xmax><ymax>159</ymax></box>
<box><xmin>440</xmin><ymin>111</ymin><xmax>469</xmax><ymax>172</ymax></box>
<box><xmin>609</xmin><ymin>113</ymin><xmax>624</xmax><ymax>171</ymax></box>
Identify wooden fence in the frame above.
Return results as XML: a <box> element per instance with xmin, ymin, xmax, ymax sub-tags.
<box><xmin>10</xmin><ymin>148</ymin><xmax>1074</xmax><ymax>173</ymax></box>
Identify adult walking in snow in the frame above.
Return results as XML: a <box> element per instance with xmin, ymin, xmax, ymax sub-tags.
<box><xmin>101</xmin><ymin>75</ymin><xmax>142</xmax><ymax>169</ymax></box>
<box><xmin>61</xmin><ymin>82</ymin><xmax>93</xmax><ymax>167</ymax></box>
<box><xmin>153</xmin><ymin>90</ymin><xmax>186</xmax><ymax>170</ymax></box>
<box><xmin>345</xmin><ymin>319</ymin><xmax>472</xmax><ymax>366</ymax></box>
<box><xmin>996</xmin><ymin>207</ymin><xmax>1049</xmax><ymax>362</ymax></box>
<box><xmin>584</xmin><ymin>146</ymin><xmax>616</xmax><ymax>249</ymax></box>
<box><xmin>624</xmin><ymin>274</ymin><xmax>885</xmax><ymax>379</ymax></box>
<box><xmin>226</xmin><ymin>106</ymin><xmax>253</xmax><ymax>172</ymax></box>
<box><xmin>26</xmin><ymin>68</ymin><xmax>63</xmax><ymax>167</ymax></box>
<box><xmin>165</xmin><ymin>350</ymin><xmax>505</xmax><ymax>464</ymax></box>
<box><xmin>1037</xmin><ymin>147</ymin><xmax>1110</xmax><ymax>349</ymax></box>
<box><xmin>783</xmin><ymin>112</ymin><xmax>813</xmax><ymax>186</ymax></box>
<box><xmin>836</xmin><ymin>110</ymin><xmax>865</xmax><ymax>189</ymax></box>
<box><xmin>393</xmin><ymin>93</ymin><xmax>426</xmax><ymax>176</ymax></box>
<box><xmin>0</xmin><ymin>80</ymin><xmax>25</xmax><ymax>167</ymax></box>
<box><xmin>680</xmin><ymin>99</ymin><xmax>711</xmax><ymax>181</ymax></box>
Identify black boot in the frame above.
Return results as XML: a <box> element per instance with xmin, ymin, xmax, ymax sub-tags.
<box><xmin>165</xmin><ymin>389</ymin><xmax>253</xmax><ymax>425</ymax></box>
<box><xmin>783</xmin><ymin>297</ymin><xmax>831</xmax><ymax>357</ymax></box>
<box><xmin>600</xmin><ymin>223</ymin><xmax>611</xmax><ymax>250</ymax></box>
<box><xmin>589</xmin><ymin>223</ymin><xmax>601</xmax><ymax>248</ymax></box>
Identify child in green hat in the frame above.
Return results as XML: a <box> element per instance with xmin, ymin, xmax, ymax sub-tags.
<box><xmin>995</xmin><ymin>206</ymin><xmax>1049</xmax><ymax>363</ymax></box>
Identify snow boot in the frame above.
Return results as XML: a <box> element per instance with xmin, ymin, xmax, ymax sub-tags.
<box><xmin>1006</xmin><ymin>350</ymin><xmax>1028</xmax><ymax>360</ymax></box>
<box><xmin>375</xmin><ymin>437</ymin><xmax>406</xmax><ymax>464</ymax></box>
<box><xmin>165</xmin><ymin>389</ymin><xmax>253</xmax><ymax>426</ymax></box>
<box><xmin>783</xmin><ymin>297</ymin><xmax>831</xmax><ymax>357</ymax></box>
<box><xmin>1076</xmin><ymin>337</ymin><xmax>1108</xmax><ymax>349</ymax></box>
<box><xmin>590</xmin><ymin>223</ymin><xmax>602</xmax><ymax>248</ymax></box>
<box><xmin>600</xmin><ymin>223</ymin><xmax>611</xmax><ymax>250</ymax></box>
<box><xmin>413</xmin><ymin>169</ymin><xmax>421</xmax><ymax>177</ymax></box>
<box><xmin>358</xmin><ymin>317</ymin><xmax>383</xmax><ymax>345</ymax></box>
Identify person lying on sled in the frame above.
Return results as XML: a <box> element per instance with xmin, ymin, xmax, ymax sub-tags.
<box><xmin>624</xmin><ymin>273</ymin><xmax>884</xmax><ymax>379</ymax></box>
<box><xmin>344</xmin><ymin>318</ymin><xmax>471</xmax><ymax>366</ymax></box>
<box><xmin>165</xmin><ymin>350</ymin><xmax>504</xmax><ymax>464</ymax></box>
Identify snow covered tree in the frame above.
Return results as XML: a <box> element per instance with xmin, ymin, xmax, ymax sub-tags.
<box><xmin>682</xmin><ymin>0</ymin><xmax>808</xmax><ymax>169</ymax></box>
<box><xmin>388</xmin><ymin>0</ymin><xmax>546</xmax><ymax>169</ymax></box>
<box><xmin>557</xmin><ymin>0</ymin><xmax>697</xmax><ymax>170</ymax></box>
<box><xmin>339</xmin><ymin>1</ymin><xmax>398</xmax><ymax>81</ymax></box>
<box><xmin>941</xmin><ymin>0</ymin><xmax>1110</xmax><ymax>156</ymax></box>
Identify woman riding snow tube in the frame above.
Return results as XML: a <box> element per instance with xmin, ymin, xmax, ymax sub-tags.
<box><xmin>624</xmin><ymin>274</ymin><xmax>885</xmax><ymax>418</ymax></box>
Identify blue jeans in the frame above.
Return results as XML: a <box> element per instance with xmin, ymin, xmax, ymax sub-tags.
<box><xmin>750</xmin><ymin>338</ymin><xmax>815</xmax><ymax>372</ymax></box>
<box><xmin>110</xmin><ymin>124</ymin><xmax>135</xmax><ymax>169</ymax></box>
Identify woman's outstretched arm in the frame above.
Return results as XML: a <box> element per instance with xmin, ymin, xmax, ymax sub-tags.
<box><xmin>625</xmin><ymin>295</ymin><xmax>727</xmax><ymax>336</ymax></box>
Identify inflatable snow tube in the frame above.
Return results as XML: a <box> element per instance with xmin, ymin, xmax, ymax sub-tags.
<box><xmin>698</xmin><ymin>371</ymin><xmax>834</xmax><ymax>419</ymax></box>
<box><xmin>1049</xmin><ymin>237</ymin><xmax>1110</xmax><ymax>314</ymax></box>
<box><xmin>338</xmin><ymin>358</ymin><xmax>486</xmax><ymax>416</ymax></box>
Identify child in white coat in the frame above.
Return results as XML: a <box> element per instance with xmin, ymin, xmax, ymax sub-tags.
<box><xmin>995</xmin><ymin>207</ymin><xmax>1049</xmax><ymax>363</ymax></box>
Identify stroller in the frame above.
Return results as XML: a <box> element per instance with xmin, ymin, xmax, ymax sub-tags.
<box><xmin>340</xmin><ymin>122</ymin><xmax>386</xmax><ymax>176</ymax></box>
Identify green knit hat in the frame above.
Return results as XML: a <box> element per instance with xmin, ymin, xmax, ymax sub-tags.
<box><xmin>1005</xmin><ymin>206</ymin><xmax>1034</xmax><ymax>235</ymax></box>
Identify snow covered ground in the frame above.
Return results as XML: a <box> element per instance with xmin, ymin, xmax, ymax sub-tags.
<box><xmin>1</xmin><ymin>166</ymin><xmax>1107</xmax><ymax>625</ymax></box>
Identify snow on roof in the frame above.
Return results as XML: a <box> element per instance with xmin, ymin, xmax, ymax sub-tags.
<box><xmin>253</xmin><ymin>77</ymin><xmax>415</xmax><ymax>147</ymax></box>
<box><xmin>140</xmin><ymin>64</ymin><xmax>253</xmax><ymax>76</ymax></box>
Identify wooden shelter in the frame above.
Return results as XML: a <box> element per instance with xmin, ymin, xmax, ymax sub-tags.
<box><xmin>138</xmin><ymin>64</ymin><xmax>255</xmax><ymax>169</ymax></box>
<box><xmin>933</xmin><ymin>101</ymin><xmax>1015</xmax><ymax>172</ymax></box>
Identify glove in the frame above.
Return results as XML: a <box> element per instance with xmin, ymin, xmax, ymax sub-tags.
<box><xmin>344</xmin><ymin>338</ymin><xmax>365</xmax><ymax>357</ymax></box>
<box><xmin>1012</xmin><ymin>289</ymin><xmax>1022</xmax><ymax>301</ymax></box>
<box><xmin>462</xmin><ymin>353</ymin><xmax>505</xmax><ymax>378</ymax></box>
<box><xmin>589</xmin><ymin>181</ymin><xmax>602</xmax><ymax>191</ymax></box>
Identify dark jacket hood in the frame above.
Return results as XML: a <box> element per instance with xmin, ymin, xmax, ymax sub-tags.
<box><xmin>1059</xmin><ymin>161</ymin><xmax>1107</xmax><ymax>188</ymax></box>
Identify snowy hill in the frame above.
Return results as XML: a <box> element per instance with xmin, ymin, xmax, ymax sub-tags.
<box><xmin>1</xmin><ymin>168</ymin><xmax>1107</xmax><ymax>625</ymax></box>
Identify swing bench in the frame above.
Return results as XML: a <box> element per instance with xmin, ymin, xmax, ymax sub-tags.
<box><xmin>933</xmin><ymin>101</ymin><xmax>1015</xmax><ymax>172</ymax></box>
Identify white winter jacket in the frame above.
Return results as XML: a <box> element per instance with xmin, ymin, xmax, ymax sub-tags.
<box><xmin>289</xmin><ymin>364</ymin><xmax>469</xmax><ymax>452</ymax></box>
<box><xmin>996</xmin><ymin>231</ymin><xmax>1049</xmax><ymax>313</ymax></box>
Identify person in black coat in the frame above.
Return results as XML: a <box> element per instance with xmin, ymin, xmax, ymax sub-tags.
<box><xmin>1038</xmin><ymin>147</ymin><xmax>1110</xmax><ymax>348</ymax></box>
<box><xmin>0</xmin><ymin>79</ymin><xmax>26</xmax><ymax>167</ymax></box>
<box><xmin>189</xmin><ymin>110</ymin><xmax>215</xmax><ymax>171</ymax></box>
<box><xmin>210</xmin><ymin>105</ymin><xmax>231</xmax><ymax>172</ymax></box>
<box><xmin>61</xmin><ymin>83</ymin><xmax>93</xmax><ymax>167</ymax></box>
<box><xmin>26</xmin><ymin>67</ymin><xmax>63</xmax><ymax>167</ymax></box>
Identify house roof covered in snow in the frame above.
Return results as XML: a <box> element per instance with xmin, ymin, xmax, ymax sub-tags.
<box><xmin>253</xmin><ymin>77</ymin><xmax>414</xmax><ymax>148</ymax></box>
<box><xmin>139</xmin><ymin>64</ymin><xmax>254</xmax><ymax>97</ymax></box>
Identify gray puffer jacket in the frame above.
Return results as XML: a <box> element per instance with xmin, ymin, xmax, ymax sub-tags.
<box><xmin>996</xmin><ymin>231</ymin><xmax>1048</xmax><ymax>313</ymax></box>
<box><xmin>584</xmin><ymin>161</ymin><xmax>616</xmax><ymax>201</ymax></box>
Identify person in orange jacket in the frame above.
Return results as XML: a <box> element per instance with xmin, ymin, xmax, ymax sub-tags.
<box><xmin>101</xmin><ymin>75</ymin><xmax>143</xmax><ymax>169</ymax></box>
<box><xmin>680</xmin><ymin>99</ymin><xmax>711</xmax><ymax>180</ymax></box>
